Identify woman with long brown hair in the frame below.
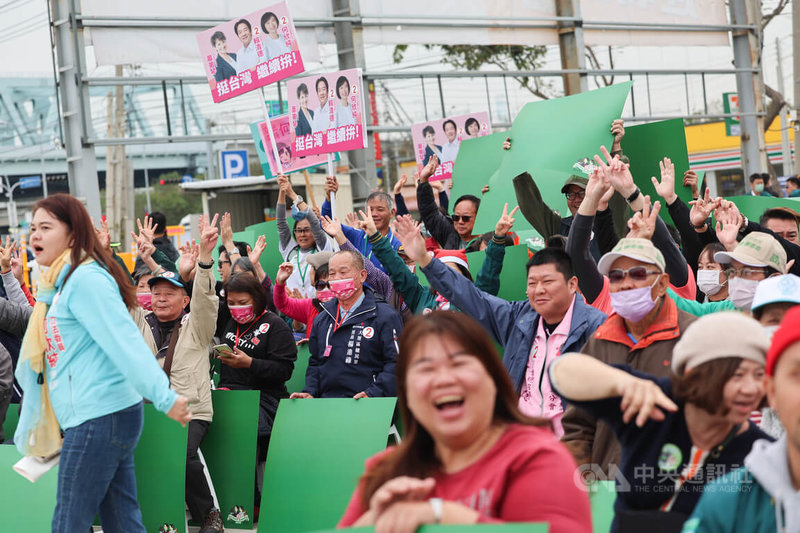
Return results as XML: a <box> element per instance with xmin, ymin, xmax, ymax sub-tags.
<box><xmin>338</xmin><ymin>311</ymin><xmax>590</xmax><ymax>532</ymax></box>
<box><xmin>14</xmin><ymin>194</ymin><xmax>191</xmax><ymax>532</ymax></box>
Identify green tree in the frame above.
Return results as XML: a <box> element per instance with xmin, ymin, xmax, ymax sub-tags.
<box><xmin>134</xmin><ymin>176</ymin><xmax>202</xmax><ymax>225</ymax></box>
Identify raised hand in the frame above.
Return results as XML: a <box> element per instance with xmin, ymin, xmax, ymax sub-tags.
<box><xmin>715</xmin><ymin>201</ymin><xmax>741</xmax><ymax>251</ymax></box>
<box><xmin>10</xmin><ymin>249</ymin><xmax>23</xmax><ymax>284</ymax></box>
<box><xmin>502</xmin><ymin>137</ymin><xmax>511</xmax><ymax>150</ymax></box>
<box><xmin>93</xmin><ymin>216</ymin><xmax>111</xmax><ymax>252</ymax></box>
<box><xmin>345</xmin><ymin>211</ymin><xmax>360</xmax><ymax>229</ymax></box>
<box><xmin>219</xmin><ymin>212</ymin><xmax>234</xmax><ymax>249</ymax></box>
<box><xmin>419</xmin><ymin>155</ymin><xmax>438</xmax><ymax>183</ymax></box>
<box><xmin>275</xmin><ymin>262</ymin><xmax>294</xmax><ymax>285</ymax></box>
<box><xmin>138</xmin><ymin>240</ymin><xmax>155</xmax><ymax>262</ymax></box>
<box><xmin>611</xmin><ymin>119</ymin><xmax>625</xmax><ymax>148</ymax></box>
<box><xmin>358</xmin><ymin>206</ymin><xmax>379</xmax><ymax>236</ymax></box>
<box><xmin>320</xmin><ymin>215</ymin><xmax>344</xmax><ymax>240</ymax></box>
<box><xmin>688</xmin><ymin>189</ymin><xmax>720</xmax><ymax>228</ymax></box>
<box><xmin>683</xmin><ymin>170</ymin><xmax>699</xmax><ymax>199</ymax></box>
<box><xmin>393</xmin><ymin>215</ymin><xmax>428</xmax><ymax>266</ymax></box>
<box><xmin>197</xmin><ymin>213</ymin><xmax>219</xmax><ymax>261</ymax></box>
<box><xmin>626</xmin><ymin>196</ymin><xmax>661</xmax><ymax>240</ymax></box>
<box><xmin>137</xmin><ymin>216</ymin><xmax>156</xmax><ymax>244</ymax></box>
<box><xmin>248</xmin><ymin>234</ymin><xmax>267</xmax><ymax>266</ymax></box>
<box><xmin>481</xmin><ymin>184</ymin><xmax>490</xmax><ymax>195</ymax></box>
<box><xmin>596</xmin><ymin>145</ymin><xmax>636</xmax><ymax>198</ymax></box>
<box><xmin>178</xmin><ymin>241</ymin><xmax>200</xmax><ymax>281</ymax></box>
<box><xmin>393</xmin><ymin>174</ymin><xmax>408</xmax><ymax>196</ymax></box>
<box><xmin>650</xmin><ymin>157</ymin><xmax>677</xmax><ymax>205</ymax></box>
<box><xmin>494</xmin><ymin>203</ymin><xmax>519</xmax><ymax>237</ymax></box>
<box><xmin>429</xmin><ymin>179</ymin><xmax>445</xmax><ymax>193</ymax></box>
<box><xmin>324</xmin><ymin>175</ymin><xmax>339</xmax><ymax>200</ymax></box>
<box><xmin>0</xmin><ymin>236</ymin><xmax>16</xmax><ymax>273</ymax></box>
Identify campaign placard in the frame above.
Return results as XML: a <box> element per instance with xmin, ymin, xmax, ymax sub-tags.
<box><xmin>411</xmin><ymin>112</ymin><xmax>492</xmax><ymax>181</ymax></box>
<box><xmin>253</xmin><ymin>114</ymin><xmax>331</xmax><ymax>176</ymax></box>
<box><xmin>286</xmin><ymin>68</ymin><xmax>367</xmax><ymax>157</ymax></box>
<box><xmin>197</xmin><ymin>1</ymin><xmax>304</xmax><ymax>103</ymax></box>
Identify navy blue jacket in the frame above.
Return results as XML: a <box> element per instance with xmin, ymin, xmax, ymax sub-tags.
<box><xmin>304</xmin><ymin>289</ymin><xmax>402</xmax><ymax>398</ymax></box>
<box><xmin>420</xmin><ymin>257</ymin><xmax>607</xmax><ymax>392</ymax></box>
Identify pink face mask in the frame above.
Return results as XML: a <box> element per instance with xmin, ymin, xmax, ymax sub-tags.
<box><xmin>137</xmin><ymin>292</ymin><xmax>152</xmax><ymax>311</ymax></box>
<box><xmin>229</xmin><ymin>304</ymin><xmax>255</xmax><ymax>324</ymax></box>
<box><xmin>315</xmin><ymin>289</ymin><xmax>335</xmax><ymax>302</ymax></box>
<box><xmin>434</xmin><ymin>292</ymin><xmax>450</xmax><ymax>310</ymax></box>
<box><xmin>329</xmin><ymin>278</ymin><xmax>357</xmax><ymax>300</ymax></box>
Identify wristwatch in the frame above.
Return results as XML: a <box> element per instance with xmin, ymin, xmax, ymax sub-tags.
<box><xmin>293</xmin><ymin>195</ymin><xmax>304</xmax><ymax>206</ymax></box>
<box><xmin>626</xmin><ymin>188</ymin><xmax>641</xmax><ymax>204</ymax></box>
<box><xmin>227</xmin><ymin>248</ymin><xmax>241</xmax><ymax>256</ymax></box>
<box><xmin>428</xmin><ymin>498</ymin><xmax>442</xmax><ymax>523</ymax></box>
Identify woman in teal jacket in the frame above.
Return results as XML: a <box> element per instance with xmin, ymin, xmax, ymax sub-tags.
<box><xmin>15</xmin><ymin>194</ymin><xmax>191</xmax><ymax>533</ymax></box>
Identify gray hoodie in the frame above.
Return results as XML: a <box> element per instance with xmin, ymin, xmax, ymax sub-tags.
<box><xmin>745</xmin><ymin>436</ymin><xmax>800</xmax><ymax>532</ymax></box>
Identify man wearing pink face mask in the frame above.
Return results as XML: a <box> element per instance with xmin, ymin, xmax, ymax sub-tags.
<box><xmin>290</xmin><ymin>250</ymin><xmax>403</xmax><ymax>399</ymax></box>
<box><xmin>561</xmin><ymin>237</ymin><xmax>697</xmax><ymax>477</ymax></box>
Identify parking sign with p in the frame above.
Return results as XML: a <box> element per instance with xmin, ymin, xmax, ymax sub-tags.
<box><xmin>220</xmin><ymin>150</ymin><xmax>250</xmax><ymax>179</ymax></box>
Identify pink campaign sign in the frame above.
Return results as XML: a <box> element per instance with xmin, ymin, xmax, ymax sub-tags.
<box><xmin>257</xmin><ymin>114</ymin><xmax>330</xmax><ymax>176</ymax></box>
<box><xmin>286</xmin><ymin>68</ymin><xmax>367</xmax><ymax>157</ymax></box>
<box><xmin>410</xmin><ymin>112</ymin><xmax>492</xmax><ymax>181</ymax></box>
<box><xmin>196</xmin><ymin>1</ymin><xmax>304</xmax><ymax>103</ymax></box>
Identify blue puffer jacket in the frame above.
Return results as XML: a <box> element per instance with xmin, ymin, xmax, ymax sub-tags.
<box><xmin>420</xmin><ymin>257</ymin><xmax>607</xmax><ymax>392</ymax></box>
<box><xmin>305</xmin><ymin>289</ymin><xmax>402</xmax><ymax>398</ymax></box>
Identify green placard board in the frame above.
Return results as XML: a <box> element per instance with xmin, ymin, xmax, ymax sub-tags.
<box><xmin>0</xmin><ymin>445</ymin><xmax>58</xmax><ymax>532</ymax></box>
<box><xmin>245</xmin><ymin>220</ymin><xmax>286</xmax><ymax>283</ymax></box>
<box><xmin>624</xmin><ymin>118</ymin><xmax>693</xmax><ymax>227</ymax></box>
<box><xmin>471</xmin><ymin>83</ymin><xmax>633</xmax><ymax>236</ymax></box>
<box><xmin>259</xmin><ymin>397</ymin><xmax>397</xmax><ymax>533</ymax></box>
<box><xmin>285</xmin><ymin>342</ymin><xmax>311</xmax><ymax>394</ymax></box>
<box><xmin>450</xmin><ymin>131</ymin><xmax>509</xmax><ymax>203</ymax></box>
<box><xmin>2</xmin><ymin>401</ymin><xmax>19</xmax><ymax>441</ymax></box>
<box><xmin>466</xmin><ymin>243</ymin><xmax>530</xmax><ymax>302</ymax></box>
<box><xmin>312</xmin><ymin>525</ymin><xmax>548</xmax><ymax>533</ymax></box>
<box><xmin>723</xmin><ymin>195</ymin><xmax>800</xmax><ymax>223</ymax></box>
<box><xmin>135</xmin><ymin>403</ymin><xmax>188</xmax><ymax>533</ymax></box>
<box><xmin>589</xmin><ymin>480</ymin><xmax>617</xmax><ymax>533</ymax></box>
<box><xmin>202</xmin><ymin>390</ymin><xmax>259</xmax><ymax>530</ymax></box>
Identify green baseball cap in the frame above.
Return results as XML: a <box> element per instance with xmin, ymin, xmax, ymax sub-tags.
<box><xmin>714</xmin><ymin>232</ymin><xmax>787</xmax><ymax>274</ymax></box>
<box><xmin>597</xmin><ymin>238</ymin><xmax>666</xmax><ymax>275</ymax></box>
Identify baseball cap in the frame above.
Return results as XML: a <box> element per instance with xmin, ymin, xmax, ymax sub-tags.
<box><xmin>672</xmin><ymin>312</ymin><xmax>768</xmax><ymax>376</ymax></box>
<box><xmin>766</xmin><ymin>306</ymin><xmax>800</xmax><ymax>375</ymax></box>
<box><xmin>597</xmin><ymin>238</ymin><xmax>666</xmax><ymax>276</ymax></box>
<box><xmin>751</xmin><ymin>274</ymin><xmax>800</xmax><ymax>312</ymax></box>
<box><xmin>714</xmin><ymin>232</ymin><xmax>787</xmax><ymax>274</ymax></box>
<box><xmin>560</xmin><ymin>175</ymin><xmax>589</xmax><ymax>194</ymax></box>
<box><xmin>148</xmin><ymin>270</ymin><xmax>188</xmax><ymax>291</ymax></box>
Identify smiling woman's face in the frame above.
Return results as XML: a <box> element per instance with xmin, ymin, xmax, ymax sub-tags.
<box><xmin>405</xmin><ymin>334</ymin><xmax>497</xmax><ymax>450</ymax></box>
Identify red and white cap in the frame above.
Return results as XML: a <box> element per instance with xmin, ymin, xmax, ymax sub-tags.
<box><xmin>434</xmin><ymin>249</ymin><xmax>469</xmax><ymax>271</ymax></box>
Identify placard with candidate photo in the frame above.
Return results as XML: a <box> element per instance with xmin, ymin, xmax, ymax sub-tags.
<box><xmin>286</xmin><ymin>68</ymin><xmax>367</xmax><ymax>157</ymax></box>
<box><xmin>410</xmin><ymin>112</ymin><xmax>492</xmax><ymax>181</ymax></box>
<box><xmin>253</xmin><ymin>114</ymin><xmax>332</xmax><ymax>177</ymax></box>
<box><xmin>197</xmin><ymin>1</ymin><xmax>304</xmax><ymax>103</ymax></box>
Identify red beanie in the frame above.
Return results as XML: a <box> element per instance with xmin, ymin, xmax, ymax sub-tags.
<box><xmin>766</xmin><ymin>305</ymin><xmax>800</xmax><ymax>376</ymax></box>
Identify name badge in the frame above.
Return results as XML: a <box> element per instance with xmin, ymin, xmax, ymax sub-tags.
<box><xmin>323</xmin><ymin>345</ymin><xmax>332</xmax><ymax>357</ymax></box>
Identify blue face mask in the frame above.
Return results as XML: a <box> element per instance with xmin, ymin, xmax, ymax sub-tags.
<box><xmin>291</xmin><ymin>203</ymin><xmax>308</xmax><ymax>221</ymax></box>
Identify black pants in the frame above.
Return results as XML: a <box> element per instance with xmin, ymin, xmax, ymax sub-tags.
<box><xmin>186</xmin><ymin>420</ymin><xmax>215</xmax><ymax>522</ymax></box>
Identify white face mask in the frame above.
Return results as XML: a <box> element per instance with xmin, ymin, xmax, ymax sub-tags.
<box><xmin>764</xmin><ymin>325</ymin><xmax>779</xmax><ymax>341</ymax></box>
<box><xmin>729</xmin><ymin>277</ymin><xmax>760</xmax><ymax>311</ymax></box>
<box><xmin>697</xmin><ymin>269</ymin><xmax>726</xmax><ymax>296</ymax></box>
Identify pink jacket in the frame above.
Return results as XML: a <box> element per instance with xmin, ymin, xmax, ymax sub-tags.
<box><xmin>273</xmin><ymin>282</ymin><xmax>319</xmax><ymax>339</ymax></box>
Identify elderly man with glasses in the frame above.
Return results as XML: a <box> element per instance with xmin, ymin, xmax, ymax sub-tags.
<box><xmin>561</xmin><ymin>237</ymin><xmax>698</xmax><ymax>477</ymax></box>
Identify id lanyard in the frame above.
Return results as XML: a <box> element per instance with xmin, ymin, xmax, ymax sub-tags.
<box><xmin>234</xmin><ymin>311</ymin><xmax>266</xmax><ymax>348</ymax></box>
<box><xmin>332</xmin><ymin>304</ymin><xmax>356</xmax><ymax>332</ymax></box>
<box><xmin>294</xmin><ymin>248</ymin><xmax>315</xmax><ymax>287</ymax></box>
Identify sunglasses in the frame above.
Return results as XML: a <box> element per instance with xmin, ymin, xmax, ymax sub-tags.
<box><xmin>451</xmin><ymin>215</ymin><xmax>473</xmax><ymax>223</ymax></box>
<box><xmin>608</xmin><ymin>266</ymin><xmax>661</xmax><ymax>283</ymax></box>
<box><xmin>314</xmin><ymin>280</ymin><xmax>330</xmax><ymax>290</ymax></box>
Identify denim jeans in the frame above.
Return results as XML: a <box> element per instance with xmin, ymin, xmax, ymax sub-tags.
<box><xmin>52</xmin><ymin>402</ymin><xmax>146</xmax><ymax>533</ymax></box>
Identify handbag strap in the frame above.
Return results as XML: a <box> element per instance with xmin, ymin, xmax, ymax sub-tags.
<box><xmin>162</xmin><ymin>325</ymin><xmax>180</xmax><ymax>380</ymax></box>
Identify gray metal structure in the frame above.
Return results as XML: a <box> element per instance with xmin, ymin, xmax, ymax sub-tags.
<box><xmin>15</xmin><ymin>1</ymin><xmax>771</xmax><ymax>216</ymax></box>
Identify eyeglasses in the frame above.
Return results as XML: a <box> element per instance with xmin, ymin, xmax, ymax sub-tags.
<box><xmin>294</xmin><ymin>227</ymin><xmax>312</xmax><ymax>234</ymax></box>
<box><xmin>218</xmin><ymin>260</ymin><xmax>232</xmax><ymax>267</ymax></box>
<box><xmin>451</xmin><ymin>215</ymin><xmax>473</xmax><ymax>223</ymax></box>
<box><xmin>608</xmin><ymin>266</ymin><xmax>661</xmax><ymax>283</ymax></box>
<box><xmin>314</xmin><ymin>280</ymin><xmax>330</xmax><ymax>290</ymax></box>
<box><xmin>724</xmin><ymin>267</ymin><xmax>766</xmax><ymax>279</ymax></box>
<box><xmin>565</xmin><ymin>191</ymin><xmax>586</xmax><ymax>201</ymax></box>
